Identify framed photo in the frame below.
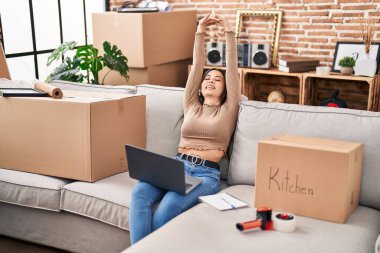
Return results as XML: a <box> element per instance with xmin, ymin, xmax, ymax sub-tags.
<box><xmin>332</xmin><ymin>42</ymin><xmax>380</xmax><ymax>72</ymax></box>
<box><xmin>235</xmin><ymin>10</ymin><xmax>283</xmax><ymax>67</ymax></box>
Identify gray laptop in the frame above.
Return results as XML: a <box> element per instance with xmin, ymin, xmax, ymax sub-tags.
<box><xmin>125</xmin><ymin>145</ymin><xmax>203</xmax><ymax>195</ymax></box>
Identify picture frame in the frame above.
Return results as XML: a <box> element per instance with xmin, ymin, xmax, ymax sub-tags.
<box><xmin>332</xmin><ymin>42</ymin><xmax>380</xmax><ymax>73</ymax></box>
<box><xmin>235</xmin><ymin>9</ymin><xmax>283</xmax><ymax>67</ymax></box>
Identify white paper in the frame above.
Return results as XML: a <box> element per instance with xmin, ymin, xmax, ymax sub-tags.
<box><xmin>198</xmin><ymin>192</ymin><xmax>248</xmax><ymax>211</ymax></box>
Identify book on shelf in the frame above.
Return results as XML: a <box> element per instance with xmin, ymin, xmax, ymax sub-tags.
<box><xmin>278</xmin><ymin>64</ymin><xmax>317</xmax><ymax>73</ymax></box>
<box><xmin>198</xmin><ymin>192</ymin><xmax>249</xmax><ymax>211</ymax></box>
<box><xmin>279</xmin><ymin>57</ymin><xmax>320</xmax><ymax>67</ymax></box>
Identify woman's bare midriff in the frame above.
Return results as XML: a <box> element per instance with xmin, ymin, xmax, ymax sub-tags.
<box><xmin>178</xmin><ymin>147</ymin><xmax>224</xmax><ymax>163</ymax></box>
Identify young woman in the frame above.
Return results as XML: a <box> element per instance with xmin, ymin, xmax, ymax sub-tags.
<box><xmin>129</xmin><ymin>14</ymin><xmax>240</xmax><ymax>244</ymax></box>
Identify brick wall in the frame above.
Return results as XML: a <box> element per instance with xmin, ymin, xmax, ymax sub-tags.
<box><xmin>111</xmin><ymin>0</ymin><xmax>380</xmax><ymax>67</ymax></box>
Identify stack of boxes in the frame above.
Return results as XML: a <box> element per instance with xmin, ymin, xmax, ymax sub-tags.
<box><xmin>92</xmin><ymin>11</ymin><xmax>197</xmax><ymax>87</ymax></box>
<box><xmin>0</xmin><ymin>43</ymin><xmax>10</xmax><ymax>79</ymax></box>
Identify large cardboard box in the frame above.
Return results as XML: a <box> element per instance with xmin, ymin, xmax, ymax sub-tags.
<box><xmin>100</xmin><ymin>58</ymin><xmax>192</xmax><ymax>87</ymax></box>
<box><xmin>255</xmin><ymin>135</ymin><xmax>363</xmax><ymax>223</ymax></box>
<box><xmin>92</xmin><ymin>11</ymin><xmax>196</xmax><ymax>68</ymax></box>
<box><xmin>0</xmin><ymin>43</ymin><xmax>11</xmax><ymax>79</ymax></box>
<box><xmin>0</xmin><ymin>90</ymin><xmax>146</xmax><ymax>182</ymax></box>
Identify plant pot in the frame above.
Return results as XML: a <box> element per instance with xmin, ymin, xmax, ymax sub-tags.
<box><xmin>340</xmin><ymin>67</ymin><xmax>353</xmax><ymax>75</ymax></box>
<box><xmin>354</xmin><ymin>53</ymin><xmax>377</xmax><ymax>77</ymax></box>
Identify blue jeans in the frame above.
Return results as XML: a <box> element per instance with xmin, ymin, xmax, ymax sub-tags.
<box><xmin>129</xmin><ymin>156</ymin><xmax>221</xmax><ymax>244</ymax></box>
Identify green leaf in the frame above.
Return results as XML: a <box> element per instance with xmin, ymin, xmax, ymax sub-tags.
<box><xmin>47</xmin><ymin>41</ymin><xmax>77</xmax><ymax>66</ymax></box>
<box><xmin>338</xmin><ymin>56</ymin><xmax>356</xmax><ymax>68</ymax></box>
<box><xmin>45</xmin><ymin>56</ymin><xmax>85</xmax><ymax>83</ymax></box>
<box><xmin>76</xmin><ymin>45</ymin><xmax>104</xmax><ymax>84</ymax></box>
<box><xmin>102</xmin><ymin>41</ymin><xmax>129</xmax><ymax>84</ymax></box>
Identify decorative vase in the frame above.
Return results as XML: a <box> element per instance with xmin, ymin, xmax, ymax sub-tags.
<box><xmin>354</xmin><ymin>53</ymin><xmax>377</xmax><ymax>77</ymax></box>
<box><xmin>340</xmin><ymin>67</ymin><xmax>353</xmax><ymax>75</ymax></box>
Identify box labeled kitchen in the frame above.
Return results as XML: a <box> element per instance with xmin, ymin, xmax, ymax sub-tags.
<box><xmin>255</xmin><ymin>134</ymin><xmax>363</xmax><ymax>223</ymax></box>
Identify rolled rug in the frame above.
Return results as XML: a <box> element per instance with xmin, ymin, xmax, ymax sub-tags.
<box><xmin>34</xmin><ymin>81</ymin><xmax>63</xmax><ymax>99</ymax></box>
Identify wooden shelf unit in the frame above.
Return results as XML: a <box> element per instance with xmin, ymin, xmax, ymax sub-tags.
<box><xmin>371</xmin><ymin>75</ymin><xmax>379</xmax><ymax>112</ymax></box>
<box><xmin>302</xmin><ymin>73</ymin><xmax>380</xmax><ymax>111</ymax></box>
<box><xmin>189</xmin><ymin>65</ymin><xmax>380</xmax><ymax>111</ymax></box>
<box><xmin>242</xmin><ymin>68</ymin><xmax>303</xmax><ymax>104</ymax></box>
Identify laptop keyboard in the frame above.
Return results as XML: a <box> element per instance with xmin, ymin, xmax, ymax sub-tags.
<box><xmin>185</xmin><ymin>183</ymin><xmax>193</xmax><ymax>190</ymax></box>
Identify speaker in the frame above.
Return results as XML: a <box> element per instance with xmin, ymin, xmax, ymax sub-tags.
<box><xmin>250</xmin><ymin>44</ymin><xmax>271</xmax><ymax>69</ymax></box>
<box><xmin>206</xmin><ymin>42</ymin><xmax>225</xmax><ymax>66</ymax></box>
<box><xmin>237</xmin><ymin>43</ymin><xmax>251</xmax><ymax>67</ymax></box>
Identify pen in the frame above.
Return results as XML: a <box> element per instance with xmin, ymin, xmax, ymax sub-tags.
<box><xmin>221</xmin><ymin>197</ymin><xmax>236</xmax><ymax>209</ymax></box>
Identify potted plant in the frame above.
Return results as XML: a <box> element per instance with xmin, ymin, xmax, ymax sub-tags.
<box><xmin>338</xmin><ymin>56</ymin><xmax>356</xmax><ymax>75</ymax></box>
<box><xmin>46</xmin><ymin>41</ymin><xmax>129</xmax><ymax>85</ymax></box>
<box><xmin>355</xmin><ymin>18</ymin><xmax>377</xmax><ymax>77</ymax></box>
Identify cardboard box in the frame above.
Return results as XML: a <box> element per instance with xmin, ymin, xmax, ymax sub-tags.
<box><xmin>100</xmin><ymin>58</ymin><xmax>191</xmax><ymax>87</ymax></box>
<box><xmin>92</xmin><ymin>11</ymin><xmax>196</xmax><ymax>68</ymax></box>
<box><xmin>255</xmin><ymin>134</ymin><xmax>363</xmax><ymax>223</ymax></box>
<box><xmin>0</xmin><ymin>43</ymin><xmax>11</xmax><ymax>79</ymax></box>
<box><xmin>0</xmin><ymin>91</ymin><xmax>146</xmax><ymax>182</ymax></box>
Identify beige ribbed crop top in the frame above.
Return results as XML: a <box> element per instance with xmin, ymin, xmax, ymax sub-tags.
<box><xmin>178</xmin><ymin>32</ymin><xmax>240</xmax><ymax>152</ymax></box>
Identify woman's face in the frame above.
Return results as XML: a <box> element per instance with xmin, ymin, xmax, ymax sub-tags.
<box><xmin>200</xmin><ymin>70</ymin><xmax>225</xmax><ymax>101</ymax></box>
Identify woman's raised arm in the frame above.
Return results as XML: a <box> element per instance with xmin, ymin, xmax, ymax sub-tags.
<box><xmin>218</xmin><ymin>17</ymin><xmax>240</xmax><ymax>110</ymax></box>
<box><xmin>183</xmin><ymin>14</ymin><xmax>221</xmax><ymax>111</ymax></box>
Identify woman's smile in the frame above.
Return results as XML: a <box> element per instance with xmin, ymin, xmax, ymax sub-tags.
<box><xmin>205</xmin><ymin>84</ymin><xmax>216</xmax><ymax>90</ymax></box>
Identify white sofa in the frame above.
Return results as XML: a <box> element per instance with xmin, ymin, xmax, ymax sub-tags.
<box><xmin>0</xmin><ymin>80</ymin><xmax>379</xmax><ymax>253</ymax></box>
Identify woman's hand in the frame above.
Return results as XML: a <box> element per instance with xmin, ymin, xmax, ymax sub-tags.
<box><xmin>215</xmin><ymin>15</ymin><xmax>233</xmax><ymax>32</ymax></box>
<box><xmin>196</xmin><ymin>13</ymin><xmax>222</xmax><ymax>33</ymax></box>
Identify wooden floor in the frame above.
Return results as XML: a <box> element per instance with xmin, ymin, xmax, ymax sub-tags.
<box><xmin>0</xmin><ymin>235</ymin><xmax>70</xmax><ymax>253</ymax></box>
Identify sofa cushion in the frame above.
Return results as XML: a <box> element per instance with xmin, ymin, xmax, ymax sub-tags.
<box><xmin>60</xmin><ymin>172</ymin><xmax>137</xmax><ymax>231</ymax></box>
<box><xmin>376</xmin><ymin>234</ymin><xmax>380</xmax><ymax>253</ymax></box>
<box><xmin>48</xmin><ymin>80</ymin><xmax>136</xmax><ymax>94</ymax></box>
<box><xmin>0</xmin><ymin>201</ymin><xmax>130</xmax><ymax>253</ymax></box>
<box><xmin>0</xmin><ymin>168</ymin><xmax>71</xmax><ymax>211</ymax></box>
<box><xmin>229</xmin><ymin>101</ymin><xmax>380</xmax><ymax>210</ymax></box>
<box><xmin>123</xmin><ymin>185</ymin><xmax>380</xmax><ymax>253</ymax></box>
<box><xmin>136</xmin><ymin>85</ymin><xmax>184</xmax><ymax>157</ymax></box>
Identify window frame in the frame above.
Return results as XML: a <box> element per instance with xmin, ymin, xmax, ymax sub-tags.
<box><xmin>0</xmin><ymin>0</ymin><xmax>107</xmax><ymax>79</ymax></box>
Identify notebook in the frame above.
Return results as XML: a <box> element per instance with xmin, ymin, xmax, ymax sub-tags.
<box><xmin>199</xmin><ymin>192</ymin><xmax>249</xmax><ymax>211</ymax></box>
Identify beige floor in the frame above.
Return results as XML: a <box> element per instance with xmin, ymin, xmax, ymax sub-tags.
<box><xmin>0</xmin><ymin>235</ymin><xmax>69</xmax><ymax>253</ymax></box>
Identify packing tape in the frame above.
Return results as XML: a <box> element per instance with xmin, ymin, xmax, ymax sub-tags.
<box><xmin>273</xmin><ymin>213</ymin><xmax>296</xmax><ymax>233</ymax></box>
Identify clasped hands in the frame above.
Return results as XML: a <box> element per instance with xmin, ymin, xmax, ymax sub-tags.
<box><xmin>196</xmin><ymin>13</ymin><xmax>233</xmax><ymax>33</ymax></box>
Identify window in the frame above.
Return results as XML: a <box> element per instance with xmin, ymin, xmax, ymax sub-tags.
<box><xmin>0</xmin><ymin>0</ymin><xmax>105</xmax><ymax>81</ymax></box>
